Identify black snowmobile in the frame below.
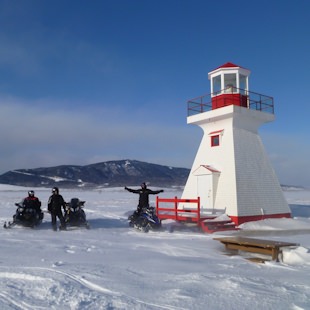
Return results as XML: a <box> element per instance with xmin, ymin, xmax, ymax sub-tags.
<box><xmin>128</xmin><ymin>205</ymin><xmax>162</xmax><ymax>232</ymax></box>
<box><xmin>64</xmin><ymin>198</ymin><xmax>90</xmax><ymax>229</ymax></box>
<box><xmin>4</xmin><ymin>202</ymin><xmax>44</xmax><ymax>229</ymax></box>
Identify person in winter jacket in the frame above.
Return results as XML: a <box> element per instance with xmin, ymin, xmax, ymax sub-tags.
<box><xmin>22</xmin><ymin>190</ymin><xmax>42</xmax><ymax>212</ymax></box>
<box><xmin>47</xmin><ymin>187</ymin><xmax>66</xmax><ymax>231</ymax></box>
<box><xmin>125</xmin><ymin>182</ymin><xmax>164</xmax><ymax>216</ymax></box>
<box><xmin>22</xmin><ymin>190</ymin><xmax>43</xmax><ymax>220</ymax></box>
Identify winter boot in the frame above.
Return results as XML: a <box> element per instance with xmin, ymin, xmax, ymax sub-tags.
<box><xmin>59</xmin><ymin>225</ymin><xmax>66</xmax><ymax>231</ymax></box>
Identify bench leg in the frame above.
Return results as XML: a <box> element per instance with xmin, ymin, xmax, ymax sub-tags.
<box><xmin>272</xmin><ymin>248</ymin><xmax>280</xmax><ymax>262</ymax></box>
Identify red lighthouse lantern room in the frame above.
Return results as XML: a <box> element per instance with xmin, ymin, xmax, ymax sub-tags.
<box><xmin>209</xmin><ymin>62</ymin><xmax>250</xmax><ymax>109</ymax></box>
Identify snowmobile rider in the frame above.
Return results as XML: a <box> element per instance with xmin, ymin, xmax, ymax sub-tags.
<box><xmin>125</xmin><ymin>182</ymin><xmax>164</xmax><ymax>215</ymax></box>
<box><xmin>47</xmin><ymin>187</ymin><xmax>67</xmax><ymax>231</ymax></box>
<box><xmin>22</xmin><ymin>190</ymin><xmax>43</xmax><ymax>219</ymax></box>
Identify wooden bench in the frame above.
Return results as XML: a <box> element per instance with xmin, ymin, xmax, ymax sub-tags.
<box><xmin>214</xmin><ymin>236</ymin><xmax>299</xmax><ymax>262</ymax></box>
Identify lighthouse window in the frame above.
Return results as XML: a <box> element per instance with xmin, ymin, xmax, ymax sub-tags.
<box><xmin>211</xmin><ymin>135</ymin><xmax>220</xmax><ymax>147</ymax></box>
<box><xmin>212</xmin><ymin>75</ymin><xmax>221</xmax><ymax>95</ymax></box>
<box><xmin>224</xmin><ymin>74</ymin><xmax>236</xmax><ymax>93</ymax></box>
<box><xmin>239</xmin><ymin>74</ymin><xmax>247</xmax><ymax>94</ymax></box>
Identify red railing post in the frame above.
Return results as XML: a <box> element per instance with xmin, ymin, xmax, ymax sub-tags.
<box><xmin>174</xmin><ymin>196</ymin><xmax>178</xmax><ymax>221</ymax></box>
<box><xmin>156</xmin><ymin>196</ymin><xmax>159</xmax><ymax>216</ymax></box>
<box><xmin>197</xmin><ymin>197</ymin><xmax>200</xmax><ymax>222</ymax></box>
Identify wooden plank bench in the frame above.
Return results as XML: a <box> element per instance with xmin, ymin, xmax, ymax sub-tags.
<box><xmin>214</xmin><ymin>236</ymin><xmax>299</xmax><ymax>262</ymax></box>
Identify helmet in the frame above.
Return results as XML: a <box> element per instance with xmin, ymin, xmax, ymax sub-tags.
<box><xmin>28</xmin><ymin>190</ymin><xmax>35</xmax><ymax>197</ymax></box>
<box><xmin>52</xmin><ymin>187</ymin><xmax>59</xmax><ymax>194</ymax></box>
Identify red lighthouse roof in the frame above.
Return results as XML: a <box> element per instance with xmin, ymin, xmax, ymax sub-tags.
<box><xmin>214</xmin><ymin>62</ymin><xmax>245</xmax><ymax>70</ymax></box>
<box><xmin>219</xmin><ymin>62</ymin><xmax>239</xmax><ymax>68</ymax></box>
<box><xmin>209</xmin><ymin>62</ymin><xmax>250</xmax><ymax>76</ymax></box>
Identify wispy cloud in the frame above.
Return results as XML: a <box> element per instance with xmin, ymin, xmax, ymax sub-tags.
<box><xmin>0</xmin><ymin>95</ymin><xmax>199</xmax><ymax>172</ymax></box>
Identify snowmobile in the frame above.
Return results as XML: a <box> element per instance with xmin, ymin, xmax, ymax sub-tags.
<box><xmin>64</xmin><ymin>198</ymin><xmax>90</xmax><ymax>229</ymax></box>
<box><xmin>128</xmin><ymin>205</ymin><xmax>162</xmax><ymax>232</ymax></box>
<box><xmin>3</xmin><ymin>202</ymin><xmax>44</xmax><ymax>229</ymax></box>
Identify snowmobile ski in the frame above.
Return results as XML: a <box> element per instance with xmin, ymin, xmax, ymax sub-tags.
<box><xmin>133</xmin><ymin>223</ymin><xmax>150</xmax><ymax>233</ymax></box>
<box><xmin>3</xmin><ymin>221</ymin><xmax>16</xmax><ymax>229</ymax></box>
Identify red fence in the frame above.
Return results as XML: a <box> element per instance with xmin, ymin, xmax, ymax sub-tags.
<box><xmin>156</xmin><ymin>196</ymin><xmax>201</xmax><ymax>223</ymax></box>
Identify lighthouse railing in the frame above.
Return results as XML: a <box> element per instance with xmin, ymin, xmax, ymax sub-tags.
<box><xmin>187</xmin><ymin>88</ymin><xmax>274</xmax><ymax>116</ymax></box>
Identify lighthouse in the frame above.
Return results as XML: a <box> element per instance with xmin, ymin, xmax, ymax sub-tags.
<box><xmin>180</xmin><ymin>62</ymin><xmax>291</xmax><ymax>226</ymax></box>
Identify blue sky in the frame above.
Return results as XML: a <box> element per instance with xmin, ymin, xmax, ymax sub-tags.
<box><xmin>0</xmin><ymin>0</ymin><xmax>309</xmax><ymax>187</ymax></box>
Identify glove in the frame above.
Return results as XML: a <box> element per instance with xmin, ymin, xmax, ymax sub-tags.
<box><xmin>160</xmin><ymin>190</ymin><xmax>164</xmax><ymax>193</ymax></box>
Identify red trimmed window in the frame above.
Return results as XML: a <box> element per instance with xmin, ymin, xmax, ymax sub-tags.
<box><xmin>211</xmin><ymin>135</ymin><xmax>220</xmax><ymax>147</ymax></box>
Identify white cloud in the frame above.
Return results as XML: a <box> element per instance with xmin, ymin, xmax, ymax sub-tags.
<box><xmin>0</xmin><ymin>96</ymin><xmax>199</xmax><ymax>173</ymax></box>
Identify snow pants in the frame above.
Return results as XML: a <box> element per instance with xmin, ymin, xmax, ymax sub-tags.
<box><xmin>51</xmin><ymin>209</ymin><xmax>66</xmax><ymax>229</ymax></box>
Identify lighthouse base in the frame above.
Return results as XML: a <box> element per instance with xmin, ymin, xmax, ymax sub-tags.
<box><xmin>230</xmin><ymin>213</ymin><xmax>291</xmax><ymax>226</ymax></box>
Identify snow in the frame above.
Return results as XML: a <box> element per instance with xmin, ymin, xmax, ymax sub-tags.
<box><xmin>0</xmin><ymin>185</ymin><xmax>310</xmax><ymax>310</ymax></box>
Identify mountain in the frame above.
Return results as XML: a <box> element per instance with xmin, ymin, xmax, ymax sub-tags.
<box><xmin>0</xmin><ymin>160</ymin><xmax>190</xmax><ymax>188</ymax></box>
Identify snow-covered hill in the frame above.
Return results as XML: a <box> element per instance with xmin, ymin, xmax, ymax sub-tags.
<box><xmin>0</xmin><ymin>160</ymin><xmax>189</xmax><ymax>188</ymax></box>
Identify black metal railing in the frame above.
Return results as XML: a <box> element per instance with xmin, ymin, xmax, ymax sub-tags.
<box><xmin>187</xmin><ymin>88</ymin><xmax>274</xmax><ymax>116</ymax></box>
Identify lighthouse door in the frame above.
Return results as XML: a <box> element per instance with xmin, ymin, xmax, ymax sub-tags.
<box><xmin>197</xmin><ymin>175</ymin><xmax>213</xmax><ymax>212</ymax></box>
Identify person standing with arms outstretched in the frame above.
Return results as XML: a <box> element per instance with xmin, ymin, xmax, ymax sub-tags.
<box><xmin>125</xmin><ymin>182</ymin><xmax>164</xmax><ymax>216</ymax></box>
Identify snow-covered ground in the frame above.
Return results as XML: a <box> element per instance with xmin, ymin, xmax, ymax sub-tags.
<box><xmin>0</xmin><ymin>184</ymin><xmax>309</xmax><ymax>310</ymax></box>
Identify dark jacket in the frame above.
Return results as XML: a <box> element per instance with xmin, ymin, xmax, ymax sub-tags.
<box><xmin>125</xmin><ymin>187</ymin><xmax>163</xmax><ymax>208</ymax></box>
<box><xmin>48</xmin><ymin>194</ymin><xmax>66</xmax><ymax>213</ymax></box>
<box><xmin>23</xmin><ymin>196</ymin><xmax>41</xmax><ymax>212</ymax></box>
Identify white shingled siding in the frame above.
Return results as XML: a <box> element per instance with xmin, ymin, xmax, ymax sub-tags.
<box><xmin>182</xmin><ymin>105</ymin><xmax>290</xmax><ymax>217</ymax></box>
<box><xmin>232</xmin><ymin>127</ymin><xmax>289</xmax><ymax>217</ymax></box>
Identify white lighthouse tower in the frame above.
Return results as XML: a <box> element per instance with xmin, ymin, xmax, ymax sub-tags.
<box><xmin>181</xmin><ymin>62</ymin><xmax>291</xmax><ymax>225</ymax></box>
